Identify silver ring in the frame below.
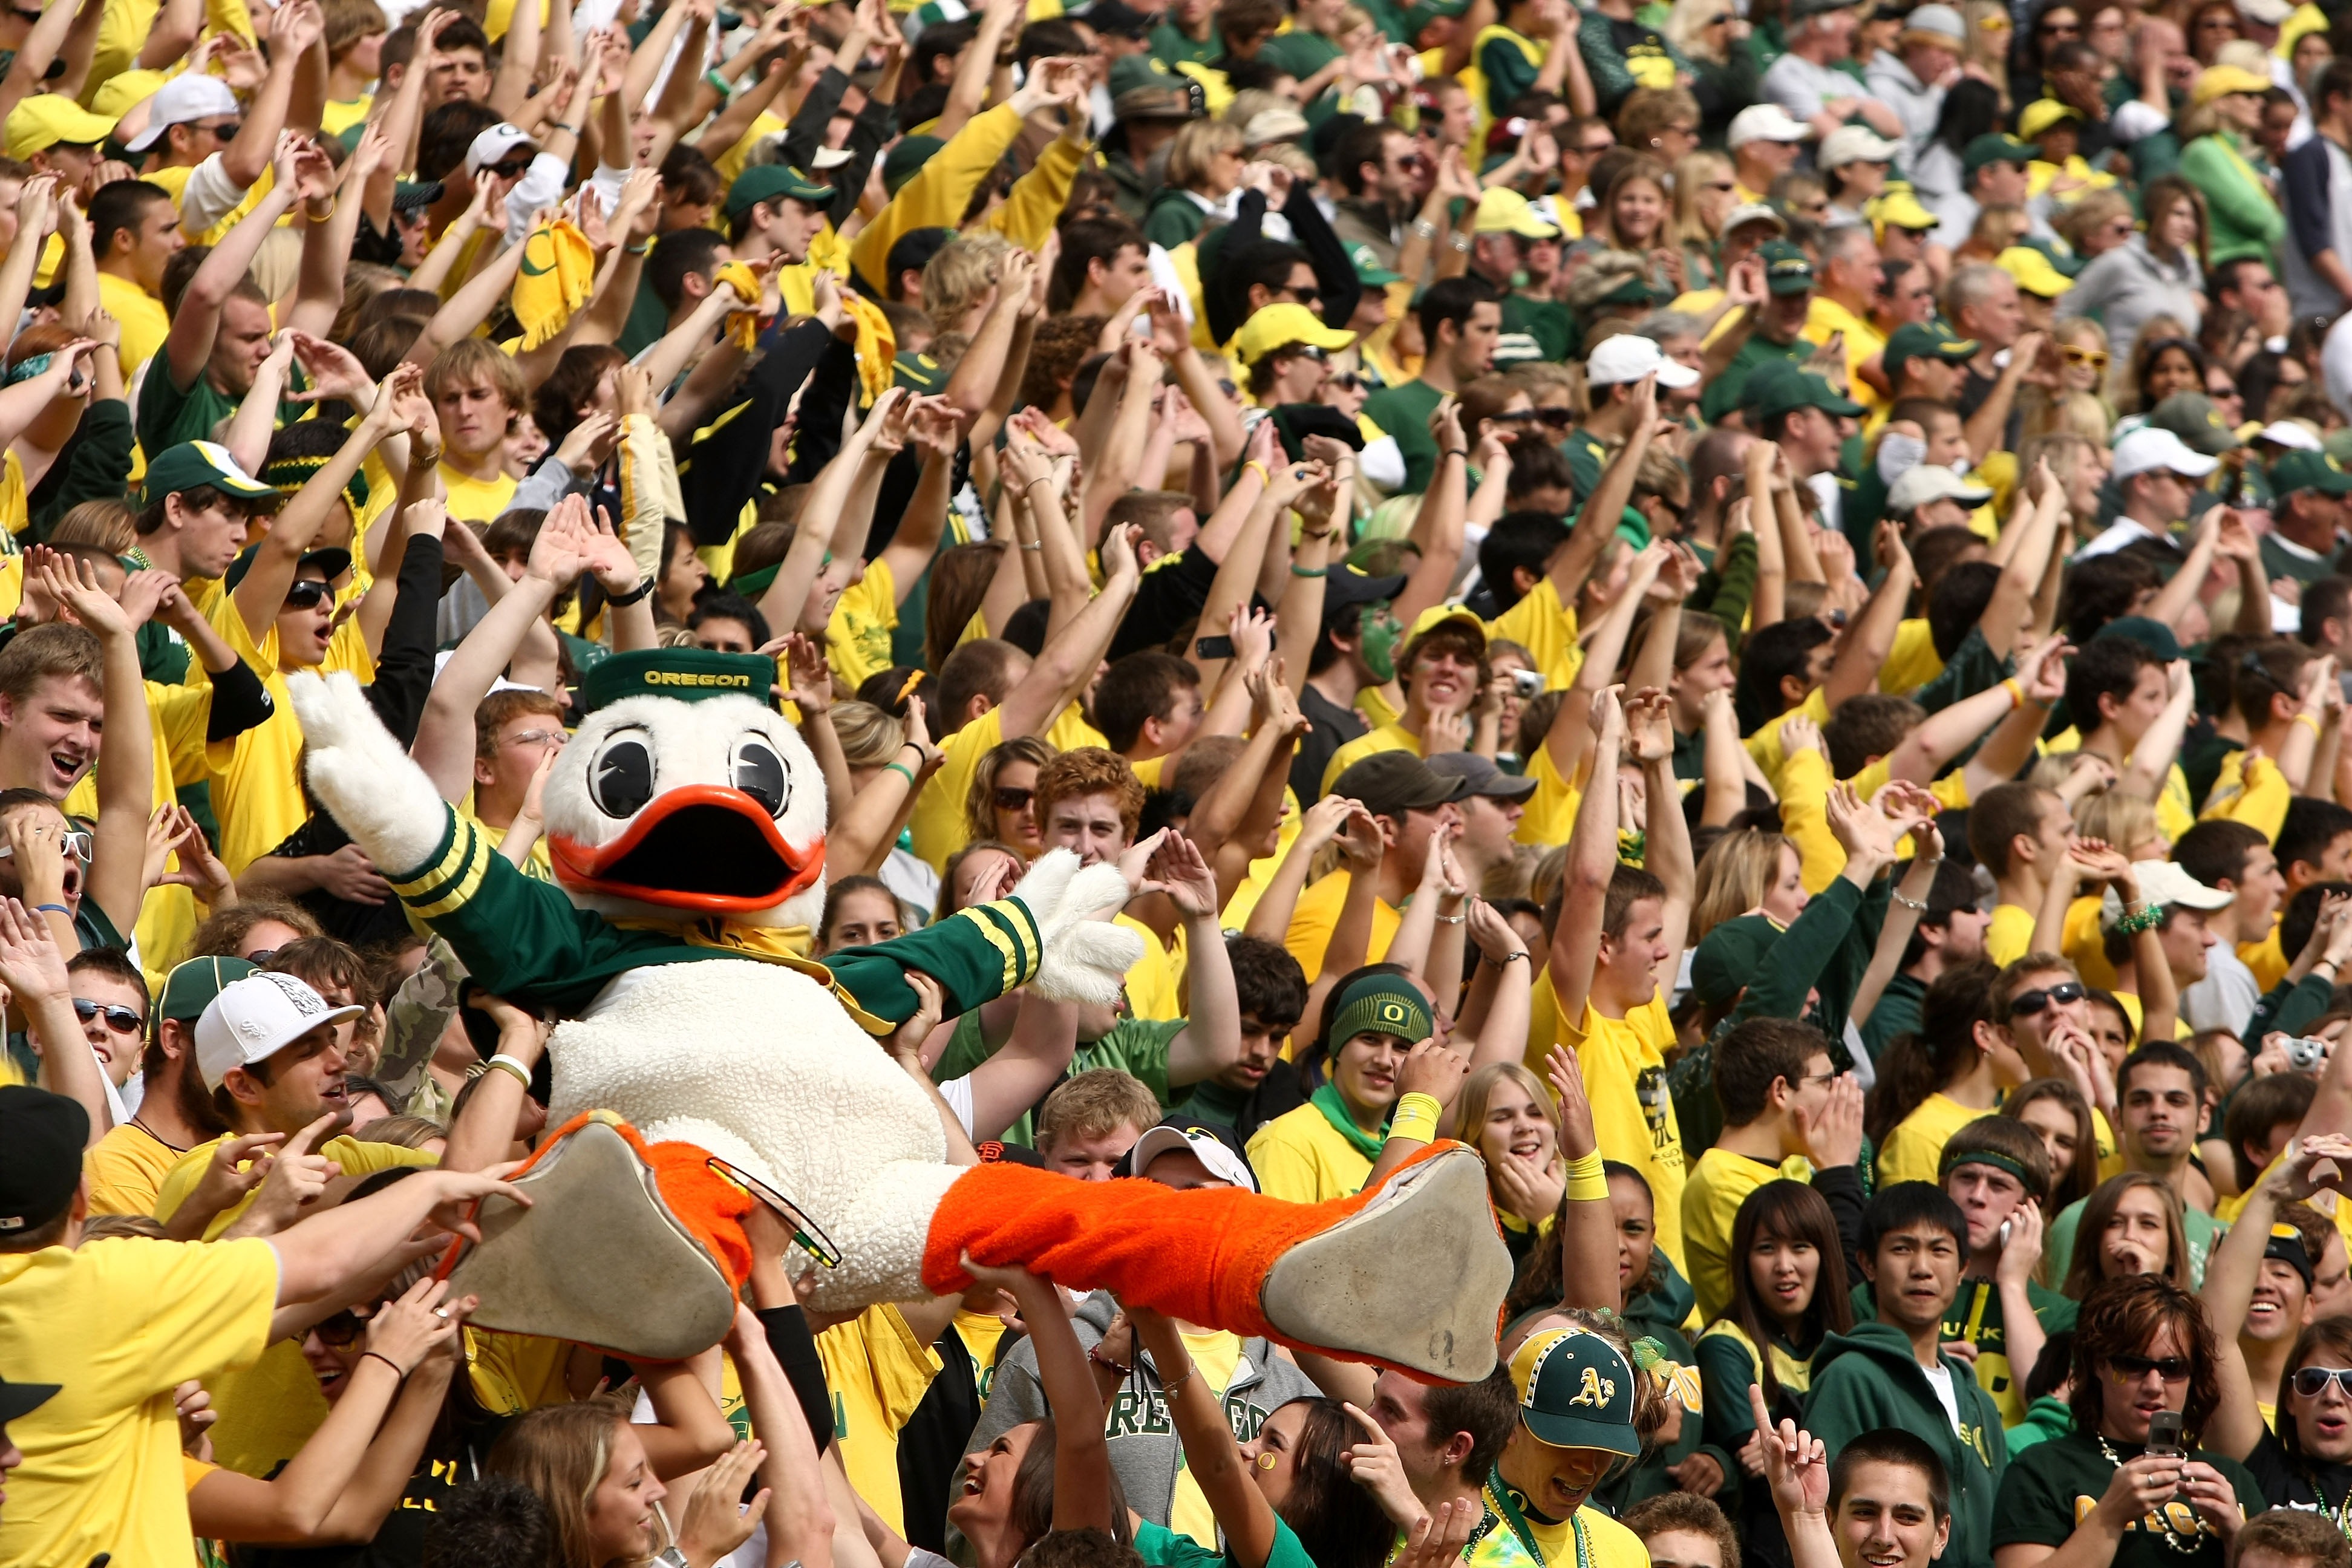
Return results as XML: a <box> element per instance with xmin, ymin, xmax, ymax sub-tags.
<box><xmin>433</xmin><ymin>1307</ymin><xmax>450</xmax><ymax>1319</ymax></box>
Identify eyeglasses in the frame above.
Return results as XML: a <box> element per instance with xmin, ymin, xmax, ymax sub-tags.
<box><xmin>0</xmin><ymin>831</ymin><xmax>93</xmax><ymax>864</ymax></box>
<box><xmin>2008</xmin><ymin>979</ymin><xmax>2086</xmax><ymax>1016</ymax></box>
<box><xmin>994</xmin><ymin>786</ymin><xmax>1034</xmax><ymax>812</ymax></box>
<box><xmin>285</xmin><ymin>580</ymin><xmax>335</xmax><ymax>611</ymax></box>
<box><xmin>73</xmin><ymin>998</ymin><xmax>143</xmax><ymax>1034</ymax></box>
<box><xmin>313</xmin><ymin>1310</ymin><xmax>367</xmax><ymax>1349</ymax></box>
<box><xmin>1577</xmin><ymin>140</ymin><xmax>1616</xmax><ymax>157</ymax></box>
<box><xmin>2039</xmin><ymin>19</ymin><xmax>2080</xmax><ymax>33</ymax></box>
<box><xmin>2063</xmin><ymin>345</ymin><xmax>2111</xmax><ymax>369</ymax></box>
<box><xmin>2293</xmin><ymin>1367</ymin><xmax>2352</xmax><ymax>1399</ymax></box>
<box><xmin>2106</xmin><ymin>1354</ymin><xmax>2192</xmax><ymax>1382</ymax></box>
<box><xmin>504</xmin><ymin>728</ymin><xmax>569</xmax><ymax>749</ymax></box>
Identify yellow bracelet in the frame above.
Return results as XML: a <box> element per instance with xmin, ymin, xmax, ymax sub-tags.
<box><xmin>2298</xmin><ymin>712</ymin><xmax>2325</xmax><ymax>736</ymax></box>
<box><xmin>1387</xmin><ymin>1092</ymin><xmax>1443</xmax><ymax>1145</ymax></box>
<box><xmin>1243</xmin><ymin>459</ymin><xmax>1271</xmax><ymax>484</ymax></box>
<box><xmin>1564</xmin><ymin>1149</ymin><xmax>1609</xmax><ymax>1203</ymax></box>
<box><xmin>2001</xmin><ymin>677</ymin><xmax>2025</xmax><ymax>710</ymax></box>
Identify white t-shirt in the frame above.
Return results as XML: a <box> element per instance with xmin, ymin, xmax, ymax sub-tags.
<box><xmin>1921</xmin><ymin>1360</ymin><xmax>1963</xmax><ymax>1434</ymax></box>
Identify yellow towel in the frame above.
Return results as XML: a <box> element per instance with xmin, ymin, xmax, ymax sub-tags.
<box><xmin>512</xmin><ymin>218</ymin><xmax>596</xmax><ymax>350</ymax></box>
<box><xmin>711</xmin><ymin>260</ymin><xmax>768</xmax><ymax>351</ymax></box>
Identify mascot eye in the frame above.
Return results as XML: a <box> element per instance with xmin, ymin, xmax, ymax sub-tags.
<box><xmin>589</xmin><ymin>731</ymin><xmax>655</xmax><ymax>819</ymax></box>
<box><xmin>731</xmin><ymin>737</ymin><xmax>788</xmax><ymax>818</ymax></box>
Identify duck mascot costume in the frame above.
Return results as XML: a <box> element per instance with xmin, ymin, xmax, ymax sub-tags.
<box><xmin>287</xmin><ymin>648</ymin><xmax>1511</xmax><ymax>1380</ymax></box>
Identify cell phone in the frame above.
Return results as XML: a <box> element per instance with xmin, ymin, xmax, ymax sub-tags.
<box><xmin>1998</xmin><ymin>1219</ymin><xmax>2011</xmax><ymax>1249</ymax></box>
<box><xmin>2146</xmin><ymin>1410</ymin><xmax>2186</xmax><ymax>1462</ymax></box>
<box><xmin>1195</xmin><ymin>635</ymin><xmax>1235</xmax><ymax>659</ymax></box>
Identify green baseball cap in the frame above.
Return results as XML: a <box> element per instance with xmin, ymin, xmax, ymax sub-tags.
<box><xmin>157</xmin><ymin>955</ymin><xmax>259</xmax><ymax>1025</ymax></box>
<box><xmin>2091</xmin><ymin>615</ymin><xmax>2183</xmax><ymax>663</ymax></box>
<box><xmin>139</xmin><ymin>440</ymin><xmax>281</xmax><ymax>508</ymax></box>
<box><xmin>1327</xmin><ymin>972</ymin><xmax>1434</xmax><ymax>1050</ymax></box>
<box><xmin>580</xmin><ymin>648</ymin><xmax>776</xmax><ymax>713</ymax></box>
<box><xmin>2272</xmin><ymin>449</ymin><xmax>2352</xmax><ymax>498</ymax></box>
<box><xmin>1350</xmin><ymin>243</ymin><xmax>1405</xmax><ymax>287</ymax></box>
<box><xmin>723</xmin><ymin>164</ymin><xmax>835</xmax><ymax>220</ymax></box>
<box><xmin>882</xmin><ymin>136</ymin><xmax>944</xmax><ymax>197</ymax></box>
<box><xmin>1962</xmin><ymin>132</ymin><xmax>2036</xmax><ymax>174</ymax></box>
<box><xmin>1509</xmin><ymin>1327</ymin><xmax>1642</xmax><ymax>1456</ymax></box>
<box><xmin>2148</xmin><ymin>391</ymin><xmax>2243</xmax><ymax>456</ymax></box>
<box><xmin>1757</xmin><ymin>238</ymin><xmax>1814</xmax><ymax>296</ymax></box>
<box><xmin>1746</xmin><ymin>359</ymin><xmax>1864</xmax><ymax>420</ymax></box>
<box><xmin>1690</xmin><ymin>914</ymin><xmax>1780</xmax><ymax>1008</ymax></box>
<box><xmin>1883</xmin><ymin>319</ymin><xmax>1978</xmax><ymax>381</ymax></box>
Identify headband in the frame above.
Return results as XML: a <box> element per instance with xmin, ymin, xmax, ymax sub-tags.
<box><xmin>1941</xmin><ymin>1146</ymin><xmax>2036</xmax><ymax>1191</ymax></box>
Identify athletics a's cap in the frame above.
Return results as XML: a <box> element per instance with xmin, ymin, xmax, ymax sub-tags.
<box><xmin>581</xmin><ymin>649</ymin><xmax>777</xmax><ymax>713</ymax></box>
<box><xmin>1510</xmin><ymin>1327</ymin><xmax>1642</xmax><ymax>1455</ymax></box>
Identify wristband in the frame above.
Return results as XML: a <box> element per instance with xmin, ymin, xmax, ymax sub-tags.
<box><xmin>1291</xmin><ymin>563</ymin><xmax>1328</xmax><ymax>577</ymax></box>
<box><xmin>2299</xmin><ymin>712</ymin><xmax>2325</xmax><ymax>735</ymax></box>
<box><xmin>1565</xmin><ymin>1149</ymin><xmax>1609</xmax><ymax>1202</ymax></box>
<box><xmin>1387</xmin><ymin>1092</ymin><xmax>1443</xmax><ymax>1145</ymax></box>
<box><xmin>486</xmin><ymin>1053</ymin><xmax>534</xmax><ymax>1086</ymax></box>
<box><xmin>884</xmin><ymin>762</ymin><xmax>918</xmax><ymax>785</ymax></box>
<box><xmin>2001</xmin><ymin>677</ymin><xmax>2025</xmax><ymax>710</ymax></box>
<box><xmin>1088</xmin><ymin>1344</ymin><xmax>1133</xmax><ymax>1376</ymax></box>
<box><xmin>1244</xmin><ymin>459</ymin><xmax>1271</xmax><ymax>483</ymax></box>
<box><xmin>604</xmin><ymin>577</ymin><xmax>655</xmax><ymax>607</ymax></box>
<box><xmin>32</xmin><ymin>904</ymin><xmax>67</xmax><ymax>916</ymax></box>
<box><xmin>361</xmin><ymin>1350</ymin><xmax>409</xmax><ymax>1379</ymax></box>
<box><xmin>626</xmin><ymin>240</ymin><xmax>653</xmax><ymax>255</ymax></box>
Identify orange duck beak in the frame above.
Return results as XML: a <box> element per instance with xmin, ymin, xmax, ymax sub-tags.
<box><xmin>549</xmin><ymin>785</ymin><xmax>825</xmax><ymax>915</ymax></box>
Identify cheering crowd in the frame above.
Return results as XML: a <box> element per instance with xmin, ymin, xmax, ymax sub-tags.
<box><xmin>8</xmin><ymin>0</ymin><xmax>2352</xmax><ymax>1557</ymax></box>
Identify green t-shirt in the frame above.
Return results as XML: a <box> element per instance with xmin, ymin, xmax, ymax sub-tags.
<box><xmin>1258</xmin><ymin>30</ymin><xmax>1341</xmax><ymax>82</ymax></box>
<box><xmin>1993</xmin><ymin>1428</ymin><xmax>2262</xmax><ymax>1568</ymax></box>
<box><xmin>934</xmin><ymin>1014</ymin><xmax>1189</xmax><ymax>1146</ymax></box>
<box><xmin>1560</xmin><ymin>426</ymin><xmax>1612</xmax><ymax>501</ymax></box>
<box><xmin>1697</xmin><ymin>333</ymin><xmax>1806</xmax><ymax>423</ymax></box>
<box><xmin>1134</xmin><ymin>1515</ymin><xmax>1318</xmax><ymax>1568</ymax></box>
<box><xmin>2045</xmin><ymin>1193</ymin><xmax>2224</xmax><ymax>1287</ymax></box>
<box><xmin>1149</xmin><ymin>21</ymin><xmax>1223</xmax><ymax>66</ymax></box>
<box><xmin>1501</xmin><ymin>295</ymin><xmax>1573</xmax><ymax>365</ymax></box>
<box><xmin>1361</xmin><ymin>379</ymin><xmax>1446</xmax><ymax>495</ymax></box>
<box><xmin>136</xmin><ymin>356</ymin><xmax>241</xmax><ymax>457</ymax></box>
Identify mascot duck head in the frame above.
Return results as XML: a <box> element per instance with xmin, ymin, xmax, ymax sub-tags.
<box><xmin>543</xmin><ymin>650</ymin><xmax>829</xmax><ymax>933</ymax></box>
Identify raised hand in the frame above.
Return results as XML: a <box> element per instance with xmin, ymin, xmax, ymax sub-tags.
<box><xmin>1546</xmin><ymin>1044</ymin><xmax>1598</xmax><ymax>1160</ymax></box>
<box><xmin>364</xmin><ymin>1277</ymin><xmax>474</xmax><ymax>1376</ymax></box>
<box><xmin>1746</xmin><ymin>1384</ymin><xmax>1830</xmax><ymax>1521</ymax></box>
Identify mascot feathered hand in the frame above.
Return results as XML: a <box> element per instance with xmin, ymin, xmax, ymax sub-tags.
<box><xmin>287</xmin><ymin>641</ymin><xmax>1509</xmax><ymax>1381</ymax></box>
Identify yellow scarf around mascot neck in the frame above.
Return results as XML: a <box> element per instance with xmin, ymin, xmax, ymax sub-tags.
<box><xmin>512</xmin><ymin>218</ymin><xmax>598</xmax><ymax>350</ymax></box>
<box><xmin>607</xmin><ymin>915</ymin><xmax>893</xmax><ymax>1035</ymax></box>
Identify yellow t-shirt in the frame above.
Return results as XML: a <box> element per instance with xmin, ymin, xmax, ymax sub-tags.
<box><xmin>1682</xmin><ymin>1145</ymin><xmax>1812</xmax><ymax>1325</ymax></box>
<box><xmin>1743</xmin><ymin>687</ymin><xmax>1832</xmax><ymax>792</ymax></box>
<box><xmin>1876</xmin><ymin>1091</ymin><xmax>1985</xmax><ymax>1187</ymax></box>
<box><xmin>910</xmin><ymin>706</ymin><xmax>1004</xmax><ymax>872</ymax></box>
<box><xmin>1800</xmin><ymin>295</ymin><xmax>1889</xmax><ymax>413</ymax></box>
<box><xmin>1165</xmin><ymin>1329</ymin><xmax>1246</xmax><ymax>1547</ymax></box>
<box><xmin>1281</xmin><ymin>869</ymin><xmax>1400</xmax><ymax>984</ymax></box>
<box><xmin>439</xmin><ymin>462</ymin><xmax>518</xmax><ymax>525</ymax></box>
<box><xmin>1524</xmin><ymin>1504</ymin><xmax>1652</xmax><ymax>1568</ymax></box>
<box><xmin>827</xmin><ymin>556</ymin><xmax>898</xmax><ymax>694</ymax></box>
<box><xmin>954</xmin><ymin>1308</ymin><xmax>1010</xmax><ymax>1400</ymax></box>
<box><xmin>1321</xmin><ymin>720</ymin><xmax>1420</xmax><ymax>797</ymax></box>
<box><xmin>1880</xmin><ymin>618</ymin><xmax>1945</xmax><ymax>695</ymax></box>
<box><xmin>814</xmin><ymin>1304</ymin><xmax>943</xmax><ymax>1536</ymax></box>
<box><xmin>96</xmin><ymin>270</ymin><xmax>172</xmax><ymax>379</ymax></box>
<box><xmin>66</xmin><ymin>676</ymin><xmax>218</xmax><ymax>993</ymax></box>
<box><xmin>84</xmin><ymin>1121</ymin><xmax>185</xmax><ymax>1217</ymax></box>
<box><xmin>2062</xmin><ymin>895</ymin><xmax>2117</xmax><ymax>991</ymax></box>
<box><xmin>321</xmin><ymin>94</ymin><xmax>372</xmax><ymax>137</ymax></box>
<box><xmin>152</xmin><ymin>1134</ymin><xmax>437</xmax><ymax>1478</ymax></box>
<box><xmin>1487</xmin><ymin>577</ymin><xmax>1582</xmax><ymax>691</ymax></box>
<box><xmin>0</xmin><ymin>1235</ymin><xmax>278</xmax><ymax>1568</ymax></box>
<box><xmin>2244</xmin><ymin>920</ymin><xmax>2288</xmax><ymax>993</ymax></box>
<box><xmin>1560</xmin><ymin>990</ymin><xmax>1687</xmax><ymax>1272</ymax></box>
<box><xmin>1514</xmin><ymin>741</ymin><xmax>1581</xmax><ymax>849</ymax></box>
<box><xmin>1116</xmin><ymin>911</ymin><xmax>1186</xmax><ymax>1022</ymax></box>
<box><xmin>204</xmin><ymin>599</ymin><xmax>376</xmax><ymax>875</ymax></box>
<box><xmin>1247</xmin><ymin>1098</ymin><xmax>1377</xmax><ymax>1204</ymax></box>
<box><xmin>2111</xmin><ymin>988</ymin><xmax>2189</xmax><ymax>1042</ymax></box>
<box><xmin>458</xmin><ymin>789</ymin><xmax>554</xmax><ymax>881</ymax></box>
<box><xmin>1985</xmin><ymin>902</ymin><xmax>2038</xmax><ymax>968</ymax></box>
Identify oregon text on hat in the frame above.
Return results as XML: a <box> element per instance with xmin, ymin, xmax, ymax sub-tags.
<box><xmin>645</xmin><ymin>668</ymin><xmax>756</xmax><ymax>689</ymax></box>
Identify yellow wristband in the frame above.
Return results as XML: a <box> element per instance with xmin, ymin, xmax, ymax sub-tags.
<box><xmin>2298</xmin><ymin>712</ymin><xmax>2325</xmax><ymax>736</ymax></box>
<box><xmin>2001</xmin><ymin>677</ymin><xmax>2025</xmax><ymax>711</ymax></box>
<box><xmin>1244</xmin><ymin>459</ymin><xmax>1271</xmax><ymax>484</ymax></box>
<box><xmin>1387</xmin><ymin>1092</ymin><xmax>1443</xmax><ymax>1145</ymax></box>
<box><xmin>1565</xmin><ymin>1149</ymin><xmax>1609</xmax><ymax>1203</ymax></box>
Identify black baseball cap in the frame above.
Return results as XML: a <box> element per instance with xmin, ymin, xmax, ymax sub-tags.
<box><xmin>1426</xmin><ymin>750</ymin><xmax>1538</xmax><ymax>802</ymax></box>
<box><xmin>1333</xmin><ymin>751</ymin><xmax>1471</xmax><ymax>819</ymax></box>
<box><xmin>0</xmin><ymin>1085</ymin><xmax>88</xmax><ymax>1237</ymax></box>
<box><xmin>0</xmin><ymin>1371</ymin><xmax>58</xmax><ymax>1424</ymax></box>
<box><xmin>1321</xmin><ymin>562</ymin><xmax>1409</xmax><ymax>621</ymax></box>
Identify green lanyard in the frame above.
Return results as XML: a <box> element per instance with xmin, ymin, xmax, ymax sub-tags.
<box><xmin>1477</xmin><ymin>1469</ymin><xmax>1589</xmax><ymax>1568</ymax></box>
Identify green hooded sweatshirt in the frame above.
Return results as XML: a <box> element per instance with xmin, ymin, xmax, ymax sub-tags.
<box><xmin>2003</xmin><ymin>1394</ymin><xmax>2074</xmax><ymax>1455</ymax></box>
<box><xmin>1803</xmin><ymin>1322</ymin><xmax>2008</xmax><ymax>1568</ymax></box>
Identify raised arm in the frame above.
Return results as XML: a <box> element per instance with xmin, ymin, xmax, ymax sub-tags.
<box><xmin>1129</xmin><ymin>1308</ymin><xmax>1285</xmax><ymax>1567</ymax></box>
<box><xmin>962</xmin><ymin>1259</ymin><xmax>1117</xmax><ymax>1534</ymax></box>
<box><xmin>45</xmin><ymin>558</ymin><xmax>152</xmax><ymax>939</ymax></box>
<box><xmin>1549</xmin><ymin>686</ymin><xmax>1627</xmax><ymax>1024</ymax></box>
<box><xmin>1822</xmin><ymin>524</ymin><xmax>1916</xmax><ymax>712</ymax></box>
<box><xmin>232</xmin><ymin>374</ymin><xmax>400</xmax><ymax>642</ymax></box>
<box><xmin>995</xmin><ymin>523</ymin><xmax>1144</xmax><ymax>740</ymax></box>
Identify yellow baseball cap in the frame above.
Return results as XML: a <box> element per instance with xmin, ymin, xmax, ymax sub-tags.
<box><xmin>1404</xmin><ymin>603</ymin><xmax>1489</xmax><ymax>649</ymax></box>
<box><xmin>2016</xmin><ymin>98</ymin><xmax>2082</xmax><ymax>140</ymax></box>
<box><xmin>1867</xmin><ymin>183</ymin><xmax>1939</xmax><ymax>233</ymax></box>
<box><xmin>4</xmin><ymin>93</ymin><xmax>117</xmax><ymax>160</ymax></box>
<box><xmin>1996</xmin><ymin>245</ymin><xmax>2072</xmax><ymax>298</ymax></box>
<box><xmin>1232</xmin><ymin>302</ymin><xmax>1356</xmax><ymax>367</ymax></box>
<box><xmin>2194</xmin><ymin>63</ymin><xmax>2273</xmax><ymax>103</ymax></box>
<box><xmin>1473</xmin><ymin>187</ymin><xmax>1561</xmax><ymax>240</ymax></box>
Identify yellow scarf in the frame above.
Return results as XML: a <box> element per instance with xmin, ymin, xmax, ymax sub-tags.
<box><xmin>511</xmin><ymin>218</ymin><xmax>597</xmax><ymax>350</ymax></box>
<box><xmin>608</xmin><ymin>916</ymin><xmax>892</xmax><ymax>1034</ymax></box>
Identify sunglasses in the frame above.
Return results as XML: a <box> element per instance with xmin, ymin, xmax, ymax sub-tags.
<box><xmin>1331</xmin><ymin>373</ymin><xmax>1362</xmax><ymax>391</ymax></box>
<box><xmin>207</xmin><ymin>120</ymin><xmax>243</xmax><ymax>142</ymax></box>
<box><xmin>490</xmin><ymin>155</ymin><xmax>535</xmax><ymax>179</ymax></box>
<box><xmin>1285</xmin><ymin>287</ymin><xmax>1322</xmax><ymax>308</ymax></box>
<box><xmin>0</xmin><ymin>831</ymin><xmax>93</xmax><ymax>864</ymax></box>
<box><xmin>2063</xmin><ymin>345</ymin><xmax>2110</xmax><ymax>369</ymax></box>
<box><xmin>994</xmin><ymin>785</ymin><xmax>1034</xmax><ymax>812</ymax></box>
<box><xmin>2106</xmin><ymin>1354</ymin><xmax>2192</xmax><ymax>1382</ymax></box>
<box><xmin>2008</xmin><ymin>979</ymin><xmax>2086</xmax><ymax>1016</ymax></box>
<box><xmin>313</xmin><ymin>1310</ymin><xmax>367</xmax><ymax>1349</ymax></box>
<box><xmin>73</xmin><ymin>998</ymin><xmax>143</xmax><ymax>1034</ymax></box>
<box><xmin>1532</xmin><ymin>406</ymin><xmax>1578</xmax><ymax>426</ymax></box>
<box><xmin>2293</xmin><ymin>1367</ymin><xmax>2352</xmax><ymax>1399</ymax></box>
<box><xmin>285</xmin><ymin>580</ymin><xmax>335</xmax><ymax>611</ymax></box>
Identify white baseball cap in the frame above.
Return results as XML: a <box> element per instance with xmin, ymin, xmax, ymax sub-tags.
<box><xmin>1819</xmin><ymin>124</ymin><xmax>1902</xmax><ymax>169</ymax></box>
<box><xmin>1723</xmin><ymin>201</ymin><xmax>1788</xmax><ymax>235</ymax></box>
<box><xmin>2259</xmin><ymin>420</ymin><xmax>2324</xmax><ymax>451</ymax></box>
<box><xmin>1728</xmin><ymin>103</ymin><xmax>1813</xmax><ymax>149</ymax></box>
<box><xmin>1587</xmin><ymin>333</ymin><xmax>1700</xmax><ymax>390</ymax></box>
<box><xmin>195</xmin><ymin>972</ymin><xmax>364</xmax><ymax>1091</ymax></box>
<box><xmin>1903</xmin><ymin>2</ymin><xmax>1966</xmax><ymax>40</ymax></box>
<box><xmin>465</xmin><ymin>122</ymin><xmax>536</xmax><ymax>175</ymax></box>
<box><xmin>2111</xmin><ymin>425</ymin><xmax>2222</xmax><ymax>480</ymax></box>
<box><xmin>2100</xmin><ymin>860</ymin><xmax>2235</xmax><ymax>931</ymax></box>
<box><xmin>1887</xmin><ymin>463</ymin><xmax>1993</xmax><ymax>513</ymax></box>
<box><xmin>2236</xmin><ymin>0</ymin><xmax>2292</xmax><ymax>24</ymax></box>
<box><xmin>122</xmin><ymin>73</ymin><xmax>240</xmax><ymax>154</ymax></box>
<box><xmin>1126</xmin><ymin>1123</ymin><xmax>1258</xmax><ymax>1192</ymax></box>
